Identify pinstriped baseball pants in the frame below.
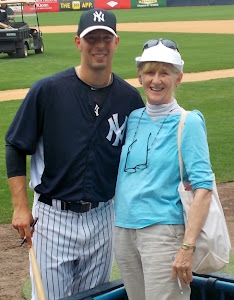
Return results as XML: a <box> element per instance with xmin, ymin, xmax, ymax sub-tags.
<box><xmin>31</xmin><ymin>193</ymin><xmax>114</xmax><ymax>300</ymax></box>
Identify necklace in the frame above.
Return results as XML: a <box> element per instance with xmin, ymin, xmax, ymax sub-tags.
<box><xmin>76</xmin><ymin>66</ymin><xmax>113</xmax><ymax>89</ymax></box>
<box><xmin>132</xmin><ymin>108</ymin><xmax>175</xmax><ymax>151</ymax></box>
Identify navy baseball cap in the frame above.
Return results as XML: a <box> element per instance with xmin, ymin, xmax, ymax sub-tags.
<box><xmin>77</xmin><ymin>8</ymin><xmax>117</xmax><ymax>38</ymax></box>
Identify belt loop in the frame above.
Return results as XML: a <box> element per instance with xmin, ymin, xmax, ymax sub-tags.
<box><xmin>61</xmin><ymin>201</ymin><xmax>67</xmax><ymax>210</ymax></box>
<box><xmin>52</xmin><ymin>199</ymin><xmax>59</xmax><ymax>210</ymax></box>
<box><xmin>52</xmin><ymin>199</ymin><xmax>56</xmax><ymax>209</ymax></box>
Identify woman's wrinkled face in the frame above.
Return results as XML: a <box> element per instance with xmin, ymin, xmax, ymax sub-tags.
<box><xmin>138</xmin><ymin>62</ymin><xmax>183</xmax><ymax>105</ymax></box>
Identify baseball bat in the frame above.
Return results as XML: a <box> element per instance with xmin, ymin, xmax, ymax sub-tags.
<box><xmin>29</xmin><ymin>246</ymin><xmax>47</xmax><ymax>300</ymax></box>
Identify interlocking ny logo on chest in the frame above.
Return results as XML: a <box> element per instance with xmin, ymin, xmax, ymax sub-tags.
<box><xmin>106</xmin><ymin>114</ymin><xmax>127</xmax><ymax>146</ymax></box>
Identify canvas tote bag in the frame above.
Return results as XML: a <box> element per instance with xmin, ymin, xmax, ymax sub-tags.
<box><xmin>177</xmin><ymin>111</ymin><xmax>231</xmax><ymax>274</ymax></box>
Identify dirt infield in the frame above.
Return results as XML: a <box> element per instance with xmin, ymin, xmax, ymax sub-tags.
<box><xmin>1</xmin><ymin>20</ymin><xmax>234</xmax><ymax>300</ymax></box>
<box><xmin>1</xmin><ymin>68</ymin><xmax>234</xmax><ymax>102</ymax></box>
<box><xmin>40</xmin><ymin>20</ymin><xmax>234</xmax><ymax>34</ymax></box>
<box><xmin>0</xmin><ymin>67</ymin><xmax>234</xmax><ymax>102</ymax></box>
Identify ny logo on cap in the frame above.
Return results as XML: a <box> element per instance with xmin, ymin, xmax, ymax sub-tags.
<box><xmin>93</xmin><ymin>11</ymin><xmax>105</xmax><ymax>22</ymax></box>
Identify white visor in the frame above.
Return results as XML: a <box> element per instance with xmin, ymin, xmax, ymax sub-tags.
<box><xmin>135</xmin><ymin>42</ymin><xmax>184</xmax><ymax>72</ymax></box>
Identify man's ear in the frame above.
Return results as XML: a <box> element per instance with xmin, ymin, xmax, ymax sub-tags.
<box><xmin>115</xmin><ymin>36</ymin><xmax>120</xmax><ymax>48</ymax></box>
<box><xmin>74</xmin><ymin>35</ymin><xmax>81</xmax><ymax>51</ymax></box>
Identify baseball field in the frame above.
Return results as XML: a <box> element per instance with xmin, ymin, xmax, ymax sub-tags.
<box><xmin>0</xmin><ymin>5</ymin><xmax>234</xmax><ymax>299</ymax></box>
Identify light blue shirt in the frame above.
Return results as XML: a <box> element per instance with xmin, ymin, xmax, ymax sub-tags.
<box><xmin>114</xmin><ymin>105</ymin><xmax>214</xmax><ymax>229</ymax></box>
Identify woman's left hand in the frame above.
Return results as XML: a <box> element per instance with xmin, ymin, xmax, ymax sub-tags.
<box><xmin>171</xmin><ymin>248</ymin><xmax>193</xmax><ymax>285</ymax></box>
<box><xmin>172</xmin><ymin>189</ymin><xmax>212</xmax><ymax>285</ymax></box>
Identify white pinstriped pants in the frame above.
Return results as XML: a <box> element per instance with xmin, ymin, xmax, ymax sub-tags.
<box><xmin>31</xmin><ymin>193</ymin><xmax>114</xmax><ymax>300</ymax></box>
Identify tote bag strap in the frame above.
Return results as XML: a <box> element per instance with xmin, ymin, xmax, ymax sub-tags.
<box><xmin>177</xmin><ymin>111</ymin><xmax>190</xmax><ymax>181</ymax></box>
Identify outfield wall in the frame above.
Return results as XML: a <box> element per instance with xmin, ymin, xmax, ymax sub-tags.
<box><xmin>15</xmin><ymin>0</ymin><xmax>234</xmax><ymax>13</ymax></box>
<box><xmin>167</xmin><ymin>0</ymin><xmax>234</xmax><ymax>6</ymax></box>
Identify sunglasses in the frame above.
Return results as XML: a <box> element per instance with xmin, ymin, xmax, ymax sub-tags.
<box><xmin>143</xmin><ymin>39</ymin><xmax>179</xmax><ymax>52</ymax></box>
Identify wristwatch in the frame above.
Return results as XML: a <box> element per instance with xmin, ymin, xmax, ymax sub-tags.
<box><xmin>181</xmin><ymin>243</ymin><xmax>196</xmax><ymax>253</ymax></box>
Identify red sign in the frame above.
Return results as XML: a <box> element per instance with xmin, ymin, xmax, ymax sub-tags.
<box><xmin>22</xmin><ymin>0</ymin><xmax>59</xmax><ymax>12</ymax></box>
<box><xmin>35</xmin><ymin>0</ymin><xmax>59</xmax><ymax>12</ymax></box>
<box><xmin>94</xmin><ymin>0</ymin><xmax>131</xmax><ymax>9</ymax></box>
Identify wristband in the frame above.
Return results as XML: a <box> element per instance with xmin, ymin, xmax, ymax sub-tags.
<box><xmin>181</xmin><ymin>243</ymin><xmax>196</xmax><ymax>253</ymax></box>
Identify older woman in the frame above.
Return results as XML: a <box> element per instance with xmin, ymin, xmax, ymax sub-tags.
<box><xmin>114</xmin><ymin>39</ymin><xmax>213</xmax><ymax>300</ymax></box>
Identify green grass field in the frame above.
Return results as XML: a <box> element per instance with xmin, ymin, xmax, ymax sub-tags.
<box><xmin>1</xmin><ymin>5</ymin><xmax>234</xmax><ymax>89</ymax></box>
<box><xmin>0</xmin><ymin>6</ymin><xmax>234</xmax><ymax>294</ymax></box>
<box><xmin>35</xmin><ymin>5</ymin><xmax>234</xmax><ymax>25</ymax></box>
<box><xmin>14</xmin><ymin>5</ymin><xmax>234</xmax><ymax>26</ymax></box>
<box><xmin>1</xmin><ymin>78</ymin><xmax>233</xmax><ymax>225</ymax></box>
<box><xmin>1</xmin><ymin>32</ymin><xmax>234</xmax><ymax>90</ymax></box>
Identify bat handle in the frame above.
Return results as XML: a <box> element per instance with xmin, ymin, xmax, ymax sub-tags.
<box><xmin>29</xmin><ymin>246</ymin><xmax>47</xmax><ymax>300</ymax></box>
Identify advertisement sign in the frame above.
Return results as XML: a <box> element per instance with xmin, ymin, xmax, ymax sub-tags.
<box><xmin>94</xmin><ymin>0</ymin><xmax>131</xmax><ymax>9</ymax></box>
<box><xmin>167</xmin><ymin>0</ymin><xmax>234</xmax><ymax>6</ymax></box>
<box><xmin>131</xmin><ymin>0</ymin><xmax>166</xmax><ymax>8</ymax></box>
<box><xmin>58</xmin><ymin>0</ymin><xmax>94</xmax><ymax>11</ymax></box>
<box><xmin>12</xmin><ymin>0</ymin><xmax>59</xmax><ymax>13</ymax></box>
<box><xmin>35</xmin><ymin>0</ymin><xmax>59</xmax><ymax>12</ymax></box>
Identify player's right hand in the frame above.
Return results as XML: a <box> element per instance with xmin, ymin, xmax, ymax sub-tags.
<box><xmin>12</xmin><ymin>208</ymin><xmax>34</xmax><ymax>247</ymax></box>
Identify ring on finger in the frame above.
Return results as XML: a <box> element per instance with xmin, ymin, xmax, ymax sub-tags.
<box><xmin>182</xmin><ymin>271</ymin><xmax>187</xmax><ymax>276</ymax></box>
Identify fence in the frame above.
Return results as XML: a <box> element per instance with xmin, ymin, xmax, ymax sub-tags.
<box><xmin>60</xmin><ymin>272</ymin><xmax>234</xmax><ymax>300</ymax></box>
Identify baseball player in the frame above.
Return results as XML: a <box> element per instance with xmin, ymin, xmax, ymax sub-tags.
<box><xmin>5</xmin><ymin>8</ymin><xmax>144</xmax><ymax>300</ymax></box>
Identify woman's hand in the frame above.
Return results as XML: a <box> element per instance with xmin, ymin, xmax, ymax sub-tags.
<box><xmin>172</xmin><ymin>188</ymin><xmax>212</xmax><ymax>285</ymax></box>
<box><xmin>171</xmin><ymin>248</ymin><xmax>193</xmax><ymax>285</ymax></box>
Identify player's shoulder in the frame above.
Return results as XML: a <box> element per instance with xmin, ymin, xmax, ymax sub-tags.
<box><xmin>113</xmin><ymin>73</ymin><xmax>140</xmax><ymax>95</ymax></box>
<box><xmin>32</xmin><ymin>68</ymin><xmax>75</xmax><ymax>90</ymax></box>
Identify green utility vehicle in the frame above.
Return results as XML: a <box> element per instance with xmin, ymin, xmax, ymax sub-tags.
<box><xmin>0</xmin><ymin>0</ymin><xmax>43</xmax><ymax>58</ymax></box>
